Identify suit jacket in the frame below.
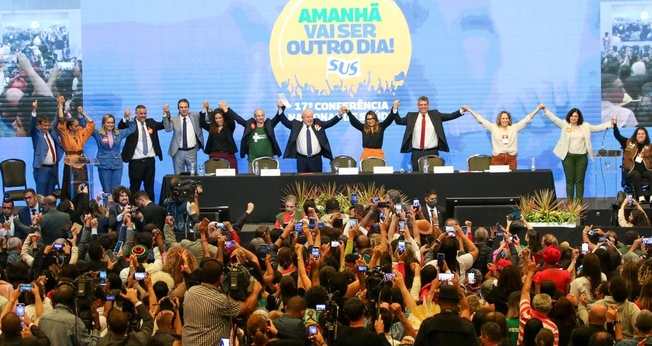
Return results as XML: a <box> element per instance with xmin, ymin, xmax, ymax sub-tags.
<box><xmin>119</xmin><ymin>118</ymin><xmax>164</xmax><ymax>162</ymax></box>
<box><xmin>30</xmin><ymin>112</ymin><xmax>63</xmax><ymax>169</ymax></box>
<box><xmin>422</xmin><ymin>205</ymin><xmax>446</xmax><ymax>225</ymax></box>
<box><xmin>15</xmin><ymin>204</ymin><xmax>42</xmax><ymax>240</ymax></box>
<box><xmin>92</xmin><ymin>120</ymin><xmax>136</xmax><ymax>170</ymax></box>
<box><xmin>40</xmin><ymin>208</ymin><xmax>72</xmax><ymax>244</ymax></box>
<box><xmin>543</xmin><ymin>109</ymin><xmax>613</xmax><ymax>161</ymax></box>
<box><xmin>138</xmin><ymin>202</ymin><xmax>166</xmax><ymax>231</ymax></box>
<box><xmin>393</xmin><ymin>109</ymin><xmax>463</xmax><ymax>153</ymax></box>
<box><xmin>0</xmin><ymin>324</ymin><xmax>50</xmax><ymax>346</ymax></box>
<box><xmin>278</xmin><ymin>110</ymin><xmax>342</xmax><ymax>160</ymax></box>
<box><xmin>163</xmin><ymin>112</ymin><xmax>204</xmax><ymax>157</ymax></box>
<box><xmin>230</xmin><ymin>108</ymin><xmax>283</xmax><ymax>158</ymax></box>
<box><xmin>108</xmin><ymin>203</ymin><xmax>128</xmax><ymax>231</ymax></box>
<box><xmin>200</xmin><ymin>110</ymin><xmax>238</xmax><ymax>154</ymax></box>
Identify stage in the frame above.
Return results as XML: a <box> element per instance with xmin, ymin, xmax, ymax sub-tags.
<box><xmin>159</xmin><ymin>170</ymin><xmax>556</xmax><ymax>223</ymax></box>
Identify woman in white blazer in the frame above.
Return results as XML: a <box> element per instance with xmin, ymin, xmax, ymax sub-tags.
<box><xmin>542</xmin><ymin>105</ymin><xmax>616</xmax><ymax>200</ymax></box>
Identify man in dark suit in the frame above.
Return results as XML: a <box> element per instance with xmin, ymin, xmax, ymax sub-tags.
<box><xmin>392</xmin><ymin>97</ymin><xmax>466</xmax><ymax>171</ymax></box>
<box><xmin>419</xmin><ymin>189</ymin><xmax>446</xmax><ymax>227</ymax></box>
<box><xmin>14</xmin><ymin>189</ymin><xmax>41</xmax><ymax>240</ymax></box>
<box><xmin>119</xmin><ymin>105</ymin><xmax>164</xmax><ymax>201</ymax></box>
<box><xmin>39</xmin><ymin>195</ymin><xmax>71</xmax><ymax>244</ymax></box>
<box><xmin>30</xmin><ymin>100</ymin><xmax>63</xmax><ymax>196</ymax></box>
<box><xmin>278</xmin><ymin>107</ymin><xmax>343</xmax><ymax>173</ymax></box>
<box><xmin>108</xmin><ymin>186</ymin><xmax>132</xmax><ymax>232</ymax></box>
<box><xmin>133</xmin><ymin>190</ymin><xmax>166</xmax><ymax>231</ymax></box>
<box><xmin>228</xmin><ymin>100</ymin><xmax>283</xmax><ymax>171</ymax></box>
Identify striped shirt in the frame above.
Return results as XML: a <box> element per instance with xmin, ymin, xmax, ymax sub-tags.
<box><xmin>518</xmin><ymin>299</ymin><xmax>559</xmax><ymax>346</ymax></box>
<box><xmin>182</xmin><ymin>283</ymin><xmax>243</xmax><ymax>345</ymax></box>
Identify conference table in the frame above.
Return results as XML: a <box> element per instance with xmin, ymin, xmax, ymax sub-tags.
<box><xmin>159</xmin><ymin>170</ymin><xmax>555</xmax><ymax>223</ymax></box>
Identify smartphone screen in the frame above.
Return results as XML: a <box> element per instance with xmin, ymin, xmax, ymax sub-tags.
<box><xmin>644</xmin><ymin>238</ymin><xmax>652</xmax><ymax>245</ymax></box>
<box><xmin>384</xmin><ymin>273</ymin><xmax>395</xmax><ymax>281</ymax></box>
<box><xmin>309</xmin><ymin>219</ymin><xmax>315</xmax><ymax>228</ymax></box>
<box><xmin>308</xmin><ymin>325</ymin><xmax>318</xmax><ymax>336</ymax></box>
<box><xmin>260</xmin><ymin>245</ymin><xmax>268</xmax><ymax>254</ymax></box>
<box><xmin>413</xmin><ymin>198</ymin><xmax>420</xmax><ymax>209</ymax></box>
<box><xmin>394</xmin><ymin>204</ymin><xmax>402</xmax><ymax>213</ymax></box>
<box><xmin>581</xmin><ymin>242</ymin><xmax>589</xmax><ymax>254</ymax></box>
<box><xmin>221</xmin><ymin>338</ymin><xmax>230</xmax><ymax>346</ymax></box>
<box><xmin>294</xmin><ymin>222</ymin><xmax>303</xmax><ymax>232</ymax></box>
<box><xmin>311</xmin><ymin>247</ymin><xmax>320</xmax><ymax>258</ymax></box>
<box><xmin>330</xmin><ymin>241</ymin><xmax>339</xmax><ymax>248</ymax></box>
<box><xmin>398</xmin><ymin>220</ymin><xmax>406</xmax><ymax>232</ymax></box>
<box><xmin>349</xmin><ymin>219</ymin><xmax>357</xmax><ymax>227</ymax></box>
<box><xmin>350</xmin><ymin>194</ymin><xmax>358</xmax><ymax>206</ymax></box>
<box><xmin>53</xmin><ymin>243</ymin><xmax>63</xmax><ymax>251</ymax></box>
<box><xmin>358</xmin><ymin>265</ymin><xmax>368</xmax><ymax>272</ymax></box>
<box><xmin>467</xmin><ymin>272</ymin><xmax>476</xmax><ymax>285</ymax></box>
<box><xmin>106</xmin><ymin>295</ymin><xmax>115</xmax><ymax>301</ymax></box>
<box><xmin>371</xmin><ymin>197</ymin><xmax>380</xmax><ymax>204</ymax></box>
<box><xmin>15</xmin><ymin>304</ymin><xmax>24</xmax><ymax>318</ymax></box>
<box><xmin>316</xmin><ymin>304</ymin><xmax>326</xmax><ymax>311</ymax></box>
<box><xmin>134</xmin><ymin>272</ymin><xmax>147</xmax><ymax>280</ymax></box>
<box><xmin>398</xmin><ymin>241</ymin><xmax>405</xmax><ymax>253</ymax></box>
<box><xmin>19</xmin><ymin>284</ymin><xmax>32</xmax><ymax>292</ymax></box>
<box><xmin>438</xmin><ymin>273</ymin><xmax>454</xmax><ymax>282</ymax></box>
<box><xmin>99</xmin><ymin>270</ymin><xmax>107</xmax><ymax>286</ymax></box>
<box><xmin>437</xmin><ymin>253</ymin><xmax>445</xmax><ymax>270</ymax></box>
<box><xmin>114</xmin><ymin>240</ymin><xmax>124</xmax><ymax>254</ymax></box>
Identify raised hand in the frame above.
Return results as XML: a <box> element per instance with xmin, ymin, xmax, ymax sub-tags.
<box><xmin>163</xmin><ymin>104</ymin><xmax>170</xmax><ymax>115</ymax></box>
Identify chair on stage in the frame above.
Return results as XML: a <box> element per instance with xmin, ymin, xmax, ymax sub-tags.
<box><xmin>204</xmin><ymin>158</ymin><xmax>230</xmax><ymax>173</ymax></box>
<box><xmin>417</xmin><ymin>155</ymin><xmax>445</xmax><ymax>173</ymax></box>
<box><xmin>360</xmin><ymin>157</ymin><xmax>386</xmax><ymax>173</ymax></box>
<box><xmin>331</xmin><ymin>155</ymin><xmax>357</xmax><ymax>173</ymax></box>
<box><xmin>467</xmin><ymin>154</ymin><xmax>492</xmax><ymax>171</ymax></box>
<box><xmin>251</xmin><ymin>156</ymin><xmax>279</xmax><ymax>171</ymax></box>
<box><xmin>0</xmin><ymin>159</ymin><xmax>27</xmax><ymax>202</ymax></box>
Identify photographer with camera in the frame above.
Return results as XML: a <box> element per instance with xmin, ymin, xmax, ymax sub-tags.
<box><xmin>39</xmin><ymin>278</ymin><xmax>101</xmax><ymax>345</ymax></box>
<box><xmin>98</xmin><ymin>287</ymin><xmax>154</xmax><ymax>346</ymax></box>
<box><xmin>333</xmin><ymin>297</ymin><xmax>389</xmax><ymax>346</ymax></box>
<box><xmin>182</xmin><ymin>257</ymin><xmax>263</xmax><ymax>344</ymax></box>
<box><xmin>151</xmin><ymin>296</ymin><xmax>182</xmax><ymax>346</ymax></box>
<box><xmin>132</xmin><ymin>191</ymin><xmax>165</xmax><ymax>232</ymax></box>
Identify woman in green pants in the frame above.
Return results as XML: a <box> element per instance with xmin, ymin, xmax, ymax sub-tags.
<box><xmin>542</xmin><ymin>105</ymin><xmax>615</xmax><ymax>201</ymax></box>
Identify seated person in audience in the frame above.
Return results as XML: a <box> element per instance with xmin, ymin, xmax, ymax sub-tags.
<box><xmin>320</xmin><ymin>198</ymin><xmax>349</xmax><ymax>228</ymax></box>
<box><xmin>613</xmin><ymin>124</ymin><xmax>652</xmax><ymax>203</ymax></box>
<box><xmin>108</xmin><ymin>185</ymin><xmax>132</xmax><ymax>231</ymax></box>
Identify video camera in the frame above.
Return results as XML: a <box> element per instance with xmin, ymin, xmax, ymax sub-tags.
<box><xmin>172</xmin><ymin>179</ymin><xmax>201</xmax><ymax>202</ymax></box>
<box><xmin>220</xmin><ymin>263</ymin><xmax>255</xmax><ymax>301</ymax></box>
<box><xmin>74</xmin><ymin>273</ymin><xmax>97</xmax><ymax>332</ymax></box>
<box><xmin>365</xmin><ymin>266</ymin><xmax>387</xmax><ymax>303</ymax></box>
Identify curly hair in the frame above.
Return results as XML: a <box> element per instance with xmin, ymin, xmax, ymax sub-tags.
<box><xmin>163</xmin><ymin>246</ymin><xmax>197</xmax><ymax>281</ymax></box>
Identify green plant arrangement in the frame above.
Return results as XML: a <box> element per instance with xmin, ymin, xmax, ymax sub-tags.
<box><xmin>516</xmin><ymin>189</ymin><xmax>586</xmax><ymax>225</ymax></box>
<box><xmin>281</xmin><ymin>182</ymin><xmax>409</xmax><ymax>213</ymax></box>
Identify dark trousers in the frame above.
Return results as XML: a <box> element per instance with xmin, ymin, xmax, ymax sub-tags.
<box><xmin>411</xmin><ymin>148</ymin><xmax>439</xmax><ymax>172</ymax></box>
<box><xmin>62</xmin><ymin>163</ymin><xmax>88</xmax><ymax>200</ymax></box>
<box><xmin>297</xmin><ymin>154</ymin><xmax>322</xmax><ymax>173</ymax></box>
<box><xmin>629</xmin><ymin>169</ymin><xmax>652</xmax><ymax>198</ymax></box>
<box><xmin>561</xmin><ymin>153</ymin><xmax>588</xmax><ymax>201</ymax></box>
<box><xmin>129</xmin><ymin>157</ymin><xmax>155</xmax><ymax>201</ymax></box>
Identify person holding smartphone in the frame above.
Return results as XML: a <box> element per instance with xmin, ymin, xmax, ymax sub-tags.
<box><xmin>617</xmin><ymin>197</ymin><xmax>651</xmax><ymax>227</ymax></box>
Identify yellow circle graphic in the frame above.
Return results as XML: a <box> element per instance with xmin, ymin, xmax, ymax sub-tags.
<box><xmin>270</xmin><ymin>0</ymin><xmax>412</xmax><ymax>98</ymax></box>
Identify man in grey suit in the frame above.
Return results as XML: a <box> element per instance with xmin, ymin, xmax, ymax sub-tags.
<box><xmin>38</xmin><ymin>195</ymin><xmax>71</xmax><ymax>244</ymax></box>
<box><xmin>163</xmin><ymin>99</ymin><xmax>204</xmax><ymax>174</ymax></box>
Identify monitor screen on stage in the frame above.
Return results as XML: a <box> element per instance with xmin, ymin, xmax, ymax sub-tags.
<box><xmin>0</xmin><ymin>0</ymin><xmax>635</xmax><ymax>199</ymax></box>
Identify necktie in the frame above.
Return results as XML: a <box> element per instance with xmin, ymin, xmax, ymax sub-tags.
<box><xmin>306</xmin><ymin>125</ymin><xmax>313</xmax><ymax>156</ymax></box>
<box><xmin>108</xmin><ymin>132</ymin><xmax>114</xmax><ymax>149</ymax></box>
<box><xmin>44</xmin><ymin>132</ymin><xmax>56</xmax><ymax>162</ymax></box>
<box><xmin>31</xmin><ymin>209</ymin><xmax>36</xmax><ymax>215</ymax></box>
<box><xmin>420</xmin><ymin>114</ymin><xmax>426</xmax><ymax>149</ymax></box>
<box><xmin>141</xmin><ymin>122</ymin><xmax>149</xmax><ymax>155</ymax></box>
<box><xmin>182</xmin><ymin>117</ymin><xmax>188</xmax><ymax>149</ymax></box>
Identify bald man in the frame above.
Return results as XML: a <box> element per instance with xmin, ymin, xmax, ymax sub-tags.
<box><xmin>278</xmin><ymin>107</ymin><xmax>343</xmax><ymax>173</ymax></box>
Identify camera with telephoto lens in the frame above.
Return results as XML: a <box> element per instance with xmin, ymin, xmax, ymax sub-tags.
<box><xmin>74</xmin><ymin>273</ymin><xmax>97</xmax><ymax>332</ymax></box>
<box><xmin>219</xmin><ymin>263</ymin><xmax>255</xmax><ymax>301</ymax></box>
<box><xmin>365</xmin><ymin>266</ymin><xmax>387</xmax><ymax>303</ymax></box>
<box><xmin>172</xmin><ymin>179</ymin><xmax>201</xmax><ymax>202</ymax></box>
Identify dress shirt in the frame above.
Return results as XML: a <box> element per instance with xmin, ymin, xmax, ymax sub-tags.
<box><xmin>296</xmin><ymin>123</ymin><xmax>321</xmax><ymax>156</ymax></box>
<box><xmin>133</xmin><ymin>119</ymin><xmax>155</xmax><ymax>160</ymax></box>
<box><xmin>412</xmin><ymin>114</ymin><xmax>438</xmax><ymax>149</ymax></box>
<box><xmin>179</xmin><ymin>115</ymin><xmax>197</xmax><ymax>149</ymax></box>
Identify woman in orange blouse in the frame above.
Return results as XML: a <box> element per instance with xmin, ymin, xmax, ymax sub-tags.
<box><xmin>56</xmin><ymin>95</ymin><xmax>95</xmax><ymax>200</ymax></box>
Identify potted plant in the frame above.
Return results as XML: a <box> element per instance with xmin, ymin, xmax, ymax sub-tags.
<box><xmin>516</xmin><ymin>189</ymin><xmax>586</xmax><ymax>227</ymax></box>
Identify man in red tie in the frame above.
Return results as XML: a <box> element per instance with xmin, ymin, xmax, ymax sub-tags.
<box><xmin>392</xmin><ymin>96</ymin><xmax>466</xmax><ymax>171</ymax></box>
<box><xmin>30</xmin><ymin>100</ymin><xmax>62</xmax><ymax>196</ymax></box>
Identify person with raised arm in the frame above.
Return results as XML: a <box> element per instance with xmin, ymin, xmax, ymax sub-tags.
<box><xmin>345</xmin><ymin>102</ymin><xmax>396</xmax><ymax>160</ymax></box>
<box><xmin>541</xmin><ymin>104</ymin><xmax>615</xmax><ymax>201</ymax></box>
<box><xmin>92</xmin><ymin>110</ymin><xmax>136</xmax><ymax>193</ymax></box>
<box><xmin>465</xmin><ymin>104</ymin><xmax>543</xmax><ymax>171</ymax></box>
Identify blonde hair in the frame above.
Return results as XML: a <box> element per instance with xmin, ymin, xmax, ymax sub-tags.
<box><xmin>99</xmin><ymin>114</ymin><xmax>119</xmax><ymax>136</ymax></box>
<box><xmin>163</xmin><ymin>246</ymin><xmax>197</xmax><ymax>280</ymax></box>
